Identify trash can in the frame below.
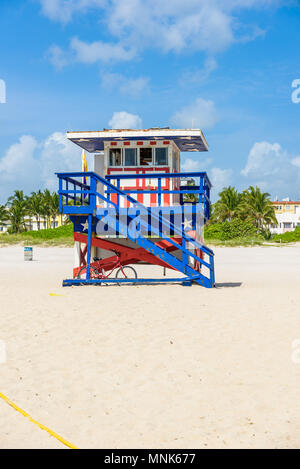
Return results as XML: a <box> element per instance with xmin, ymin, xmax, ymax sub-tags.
<box><xmin>24</xmin><ymin>246</ymin><xmax>33</xmax><ymax>261</ymax></box>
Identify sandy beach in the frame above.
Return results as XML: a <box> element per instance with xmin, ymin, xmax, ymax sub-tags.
<box><xmin>0</xmin><ymin>245</ymin><xmax>300</xmax><ymax>449</ymax></box>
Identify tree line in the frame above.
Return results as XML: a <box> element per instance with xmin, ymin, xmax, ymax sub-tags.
<box><xmin>0</xmin><ymin>189</ymin><xmax>61</xmax><ymax>234</ymax></box>
<box><xmin>210</xmin><ymin>185</ymin><xmax>277</xmax><ymax>234</ymax></box>
<box><xmin>0</xmin><ymin>184</ymin><xmax>278</xmax><ymax>236</ymax></box>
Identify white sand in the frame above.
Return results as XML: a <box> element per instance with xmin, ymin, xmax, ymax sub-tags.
<box><xmin>0</xmin><ymin>245</ymin><xmax>300</xmax><ymax>449</ymax></box>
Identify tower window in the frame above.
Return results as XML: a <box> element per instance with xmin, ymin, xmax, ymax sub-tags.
<box><xmin>124</xmin><ymin>148</ymin><xmax>137</xmax><ymax>166</ymax></box>
<box><xmin>140</xmin><ymin>148</ymin><xmax>153</xmax><ymax>166</ymax></box>
<box><xmin>109</xmin><ymin>149</ymin><xmax>122</xmax><ymax>166</ymax></box>
<box><xmin>155</xmin><ymin>148</ymin><xmax>168</xmax><ymax>165</ymax></box>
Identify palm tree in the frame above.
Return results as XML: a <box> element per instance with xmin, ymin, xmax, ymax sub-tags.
<box><xmin>7</xmin><ymin>190</ymin><xmax>28</xmax><ymax>233</ymax></box>
<box><xmin>7</xmin><ymin>190</ymin><xmax>26</xmax><ymax>207</ymax></box>
<box><xmin>183</xmin><ymin>179</ymin><xmax>198</xmax><ymax>203</ymax></box>
<box><xmin>211</xmin><ymin>186</ymin><xmax>241</xmax><ymax>222</ymax></box>
<box><xmin>41</xmin><ymin>189</ymin><xmax>52</xmax><ymax>229</ymax></box>
<box><xmin>28</xmin><ymin>191</ymin><xmax>44</xmax><ymax>230</ymax></box>
<box><xmin>49</xmin><ymin>192</ymin><xmax>59</xmax><ymax>228</ymax></box>
<box><xmin>8</xmin><ymin>205</ymin><xmax>27</xmax><ymax>233</ymax></box>
<box><xmin>0</xmin><ymin>204</ymin><xmax>9</xmax><ymax>231</ymax></box>
<box><xmin>238</xmin><ymin>186</ymin><xmax>277</xmax><ymax>230</ymax></box>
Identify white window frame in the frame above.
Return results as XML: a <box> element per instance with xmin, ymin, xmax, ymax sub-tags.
<box><xmin>107</xmin><ymin>146</ymin><xmax>170</xmax><ymax>168</ymax></box>
<box><xmin>109</xmin><ymin>148</ymin><xmax>122</xmax><ymax>167</ymax></box>
<box><xmin>139</xmin><ymin>147</ymin><xmax>154</xmax><ymax>167</ymax></box>
<box><xmin>123</xmin><ymin>147</ymin><xmax>138</xmax><ymax>166</ymax></box>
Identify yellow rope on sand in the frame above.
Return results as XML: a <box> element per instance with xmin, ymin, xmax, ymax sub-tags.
<box><xmin>0</xmin><ymin>392</ymin><xmax>78</xmax><ymax>449</ymax></box>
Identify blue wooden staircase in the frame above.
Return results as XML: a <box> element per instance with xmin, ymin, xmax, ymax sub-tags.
<box><xmin>56</xmin><ymin>171</ymin><xmax>215</xmax><ymax>288</ymax></box>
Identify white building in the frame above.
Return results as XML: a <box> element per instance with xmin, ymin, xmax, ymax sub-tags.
<box><xmin>270</xmin><ymin>199</ymin><xmax>300</xmax><ymax>234</ymax></box>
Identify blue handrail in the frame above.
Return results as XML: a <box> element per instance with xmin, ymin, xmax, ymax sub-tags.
<box><xmin>56</xmin><ymin>171</ymin><xmax>214</xmax><ymax>257</ymax></box>
<box><xmin>57</xmin><ymin>170</ymin><xmax>211</xmax><ymax>220</ymax></box>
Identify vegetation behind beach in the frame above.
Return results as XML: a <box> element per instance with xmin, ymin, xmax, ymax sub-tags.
<box><xmin>0</xmin><ymin>184</ymin><xmax>299</xmax><ymax>247</ymax></box>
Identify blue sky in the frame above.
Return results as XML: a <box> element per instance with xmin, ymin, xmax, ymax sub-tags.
<box><xmin>0</xmin><ymin>0</ymin><xmax>300</xmax><ymax>202</ymax></box>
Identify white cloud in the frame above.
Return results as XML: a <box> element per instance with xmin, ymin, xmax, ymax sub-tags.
<box><xmin>180</xmin><ymin>57</ymin><xmax>218</xmax><ymax>86</ymax></box>
<box><xmin>241</xmin><ymin>141</ymin><xmax>300</xmax><ymax>199</ymax></box>
<box><xmin>39</xmin><ymin>0</ymin><xmax>106</xmax><ymax>23</ymax></box>
<box><xmin>47</xmin><ymin>37</ymin><xmax>136</xmax><ymax>68</ymax></box>
<box><xmin>40</xmin><ymin>132</ymin><xmax>81</xmax><ymax>190</ymax></box>
<box><xmin>119</xmin><ymin>77</ymin><xmax>149</xmax><ymax>98</ymax></box>
<box><xmin>106</xmin><ymin>0</ymin><xmax>239</xmax><ymax>54</ymax></box>
<box><xmin>241</xmin><ymin>142</ymin><xmax>282</xmax><ymax>178</ymax></box>
<box><xmin>108</xmin><ymin>111</ymin><xmax>142</xmax><ymax>129</ymax></box>
<box><xmin>100</xmin><ymin>72</ymin><xmax>121</xmax><ymax>89</ymax></box>
<box><xmin>0</xmin><ymin>136</ymin><xmax>38</xmax><ymax>184</ymax></box>
<box><xmin>292</xmin><ymin>156</ymin><xmax>300</xmax><ymax>168</ymax></box>
<box><xmin>70</xmin><ymin>37</ymin><xmax>136</xmax><ymax>64</ymax></box>
<box><xmin>0</xmin><ymin>133</ymin><xmax>82</xmax><ymax>202</ymax></box>
<box><xmin>210</xmin><ymin>167</ymin><xmax>233</xmax><ymax>198</ymax></box>
<box><xmin>42</xmin><ymin>0</ymin><xmax>281</xmax><ymax>66</ymax></box>
<box><xmin>180</xmin><ymin>156</ymin><xmax>231</xmax><ymax>200</ymax></box>
<box><xmin>100</xmin><ymin>72</ymin><xmax>149</xmax><ymax>98</ymax></box>
<box><xmin>171</xmin><ymin>97</ymin><xmax>218</xmax><ymax>130</ymax></box>
<box><xmin>181</xmin><ymin>156</ymin><xmax>212</xmax><ymax>172</ymax></box>
<box><xmin>47</xmin><ymin>45</ymin><xmax>68</xmax><ymax>69</ymax></box>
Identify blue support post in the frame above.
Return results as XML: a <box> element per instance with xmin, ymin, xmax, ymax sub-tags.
<box><xmin>210</xmin><ymin>253</ymin><xmax>215</xmax><ymax>286</ymax></box>
<box><xmin>182</xmin><ymin>221</ymin><xmax>188</xmax><ymax>274</ymax></box>
<box><xmin>116</xmin><ymin>178</ymin><xmax>121</xmax><ymax>236</ymax></box>
<box><xmin>86</xmin><ymin>214</ymin><xmax>93</xmax><ymax>280</ymax></box>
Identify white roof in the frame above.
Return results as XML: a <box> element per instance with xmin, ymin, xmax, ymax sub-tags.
<box><xmin>67</xmin><ymin>128</ymin><xmax>209</xmax><ymax>153</ymax></box>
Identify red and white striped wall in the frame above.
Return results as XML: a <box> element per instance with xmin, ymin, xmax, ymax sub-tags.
<box><xmin>101</xmin><ymin>139</ymin><xmax>180</xmax><ymax>208</ymax></box>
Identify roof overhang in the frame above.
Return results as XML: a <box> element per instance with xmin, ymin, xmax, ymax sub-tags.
<box><xmin>66</xmin><ymin>128</ymin><xmax>209</xmax><ymax>153</ymax></box>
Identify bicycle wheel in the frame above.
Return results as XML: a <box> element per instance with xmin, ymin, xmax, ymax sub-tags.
<box><xmin>115</xmin><ymin>266</ymin><xmax>138</xmax><ymax>284</ymax></box>
<box><xmin>77</xmin><ymin>266</ymin><xmax>99</xmax><ymax>281</ymax></box>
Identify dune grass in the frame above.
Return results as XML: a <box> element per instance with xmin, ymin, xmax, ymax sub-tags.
<box><xmin>0</xmin><ymin>224</ymin><xmax>74</xmax><ymax>246</ymax></box>
<box><xmin>1</xmin><ymin>224</ymin><xmax>297</xmax><ymax>248</ymax></box>
<box><xmin>205</xmin><ymin>236</ymin><xmax>264</xmax><ymax>247</ymax></box>
<box><xmin>272</xmin><ymin>227</ymin><xmax>300</xmax><ymax>244</ymax></box>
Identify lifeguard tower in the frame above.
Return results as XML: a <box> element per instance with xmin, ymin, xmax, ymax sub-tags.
<box><xmin>56</xmin><ymin>128</ymin><xmax>215</xmax><ymax>287</ymax></box>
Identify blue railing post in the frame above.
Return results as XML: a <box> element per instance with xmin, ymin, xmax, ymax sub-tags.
<box><xmin>66</xmin><ymin>180</ymin><xmax>69</xmax><ymax>206</ymax></box>
<box><xmin>207</xmin><ymin>185</ymin><xmax>211</xmax><ymax>220</ymax></box>
<box><xmin>158</xmin><ymin>178</ymin><xmax>162</xmax><ymax>206</ymax></box>
<box><xmin>199</xmin><ymin>176</ymin><xmax>203</xmax><ymax>208</ymax></box>
<box><xmin>90</xmin><ymin>175</ymin><xmax>97</xmax><ymax>211</ymax></box>
<box><xmin>117</xmin><ymin>178</ymin><xmax>121</xmax><ymax>209</ymax></box>
<box><xmin>58</xmin><ymin>177</ymin><xmax>63</xmax><ymax>213</ymax></box>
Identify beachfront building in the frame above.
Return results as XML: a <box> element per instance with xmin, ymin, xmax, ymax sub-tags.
<box><xmin>0</xmin><ymin>214</ymin><xmax>64</xmax><ymax>234</ymax></box>
<box><xmin>0</xmin><ymin>222</ymin><xmax>8</xmax><ymax>233</ymax></box>
<box><xmin>24</xmin><ymin>214</ymin><xmax>65</xmax><ymax>231</ymax></box>
<box><xmin>270</xmin><ymin>199</ymin><xmax>300</xmax><ymax>234</ymax></box>
<box><xmin>56</xmin><ymin>128</ymin><xmax>215</xmax><ymax>288</ymax></box>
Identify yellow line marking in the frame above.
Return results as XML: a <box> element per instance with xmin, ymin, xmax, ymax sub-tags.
<box><xmin>0</xmin><ymin>392</ymin><xmax>78</xmax><ymax>449</ymax></box>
